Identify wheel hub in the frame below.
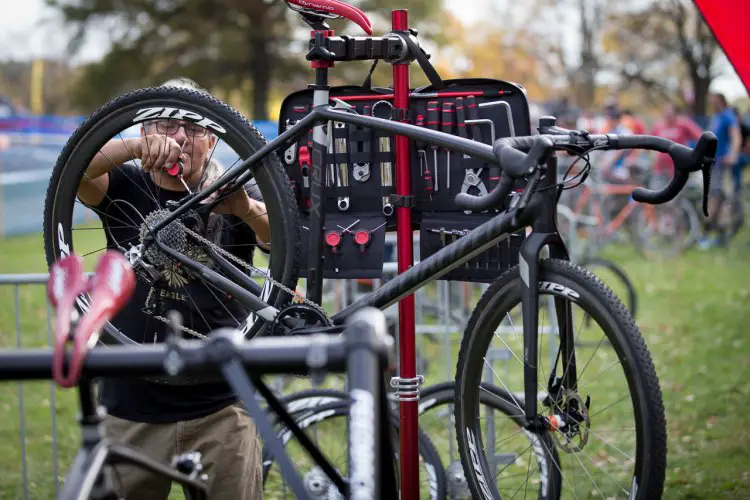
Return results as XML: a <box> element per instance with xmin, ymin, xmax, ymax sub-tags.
<box><xmin>550</xmin><ymin>389</ymin><xmax>590</xmax><ymax>453</ymax></box>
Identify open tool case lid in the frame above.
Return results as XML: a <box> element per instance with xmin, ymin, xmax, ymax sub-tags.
<box><xmin>276</xmin><ymin>78</ymin><xmax>530</xmax><ymax>281</ymax></box>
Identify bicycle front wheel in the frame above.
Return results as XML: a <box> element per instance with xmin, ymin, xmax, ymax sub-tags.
<box><xmin>455</xmin><ymin>259</ymin><xmax>666</xmax><ymax>499</ymax></box>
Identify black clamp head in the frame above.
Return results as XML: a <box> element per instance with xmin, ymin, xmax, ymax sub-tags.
<box><xmin>390</xmin><ymin>194</ymin><xmax>416</xmax><ymax>208</ymax></box>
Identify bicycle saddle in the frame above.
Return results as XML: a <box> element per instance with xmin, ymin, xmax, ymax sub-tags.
<box><xmin>285</xmin><ymin>0</ymin><xmax>373</xmax><ymax>35</ymax></box>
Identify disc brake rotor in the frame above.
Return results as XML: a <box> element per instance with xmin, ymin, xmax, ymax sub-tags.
<box><xmin>552</xmin><ymin>389</ymin><xmax>590</xmax><ymax>453</ymax></box>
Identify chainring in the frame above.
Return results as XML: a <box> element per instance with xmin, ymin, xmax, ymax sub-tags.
<box><xmin>270</xmin><ymin>303</ymin><xmax>333</xmax><ymax>336</ymax></box>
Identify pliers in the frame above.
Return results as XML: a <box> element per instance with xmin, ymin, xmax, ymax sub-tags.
<box><xmin>460</xmin><ymin>168</ymin><xmax>488</xmax><ymax>196</ymax></box>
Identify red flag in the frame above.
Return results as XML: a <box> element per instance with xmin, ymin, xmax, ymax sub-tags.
<box><xmin>693</xmin><ymin>0</ymin><xmax>750</xmax><ymax>93</ymax></box>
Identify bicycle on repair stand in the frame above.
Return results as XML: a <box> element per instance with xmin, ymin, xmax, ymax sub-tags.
<box><xmin>43</xmin><ymin>0</ymin><xmax>718</xmax><ymax>498</ymax></box>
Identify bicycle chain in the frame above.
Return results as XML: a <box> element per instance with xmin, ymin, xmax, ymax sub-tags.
<box><xmin>145</xmin><ymin>221</ymin><xmax>328</xmax><ymax>339</ymax></box>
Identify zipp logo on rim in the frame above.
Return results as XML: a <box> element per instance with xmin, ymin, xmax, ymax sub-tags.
<box><xmin>58</xmin><ymin>222</ymin><xmax>71</xmax><ymax>258</ymax></box>
<box><xmin>539</xmin><ymin>281</ymin><xmax>580</xmax><ymax>300</ymax></box>
<box><xmin>466</xmin><ymin>428</ymin><xmax>493</xmax><ymax>499</ymax></box>
<box><xmin>57</xmin><ymin>222</ymin><xmax>91</xmax><ymax>313</ymax></box>
<box><xmin>278</xmin><ymin>409</ymin><xmax>335</xmax><ymax>445</ymax></box>
<box><xmin>133</xmin><ymin>107</ymin><xmax>227</xmax><ymax>134</ymax></box>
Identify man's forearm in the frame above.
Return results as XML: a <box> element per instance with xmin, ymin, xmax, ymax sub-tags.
<box><xmin>241</xmin><ymin>199</ymin><xmax>271</xmax><ymax>247</ymax></box>
<box><xmin>88</xmin><ymin>138</ymin><xmax>140</xmax><ymax>180</ymax></box>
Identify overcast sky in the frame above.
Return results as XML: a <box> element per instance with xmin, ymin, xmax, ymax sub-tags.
<box><xmin>1</xmin><ymin>0</ymin><xmax>746</xmax><ymax>100</ymax></box>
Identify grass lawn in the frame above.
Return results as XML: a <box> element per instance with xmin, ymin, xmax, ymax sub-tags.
<box><xmin>0</xmin><ymin>229</ymin><xmax>749</xmax><ymax>499</ymax></box>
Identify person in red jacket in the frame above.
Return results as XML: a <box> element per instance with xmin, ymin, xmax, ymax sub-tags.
<box><xmin>650</xmin><ymin>102</ymin><xmax>703</xmax><ymax>180</ymax></box>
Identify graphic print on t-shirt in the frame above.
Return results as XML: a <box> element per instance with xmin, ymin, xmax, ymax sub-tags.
<box><xmin>92</xmin><ymin>163</ymin><xmax>261</xmax><ymax>341</ymax></box>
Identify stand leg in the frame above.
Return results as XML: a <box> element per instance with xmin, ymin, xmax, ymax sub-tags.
<box><xmin>391</xmin><ymin>9</ymin><xmax>420</xmax><ymax>500</ymax></box>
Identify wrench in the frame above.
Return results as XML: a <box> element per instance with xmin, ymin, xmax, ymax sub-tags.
<box><xmin>353</xmin><ymin>165</ymin><xmax>370</xmax><ymax>182</ymax></box>
<box><xmin>460</xmin><ymin>168</ymin><xmax>489</xmax><ymax>215</ymax></box>
<box><xmin>380</xmin><ymin>135</ymin><xmax>393</xmax><ymax>216</ymax></box>
<box><xmin>351</xmin><ymin>104</ymin><xmax>371</xmax><ymax>182</ymax></box>
<box><xmin>334</xmin><ymin>121</ymin><xmax>350</xmax><ymax>211</ymax></box>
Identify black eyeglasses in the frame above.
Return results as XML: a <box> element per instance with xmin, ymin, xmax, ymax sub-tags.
<box><xmin>147</xmin><ymin>119</ymin><xmax>209</xmax><ymax>138</ymax></box>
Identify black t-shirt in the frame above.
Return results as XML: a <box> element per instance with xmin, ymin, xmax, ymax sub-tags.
<box><xmin>91</xmin><ymin>163</ymin><xmax>264</xmax><ymax>423</ymax></box>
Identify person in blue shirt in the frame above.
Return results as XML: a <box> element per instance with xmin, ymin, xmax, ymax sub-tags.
<box><xmin>700</xmin><ymin>92</ymin><xmax>742</xmax><ymax>248</ymax></box>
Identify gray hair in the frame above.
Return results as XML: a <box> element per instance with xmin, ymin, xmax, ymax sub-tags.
<box><xmin>158</xmin><ymin>76</ymin><xmax>223</xmax><ymax>190</ymax></box>
<box><xmin>160</xmin><ymin>76</ymin><xmax>209</xmax><ymax>94</ymax></box>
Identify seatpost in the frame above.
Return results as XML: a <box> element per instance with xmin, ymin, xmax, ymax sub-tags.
<box><xmin>306</xmin><ymin>29</ymin><xmax>334</xmax><ymax>305</ymax></box>
<box><xmin>78</xmin><ymin>378</ymin><xmax>104</xmax><ymax>452</ymax></box>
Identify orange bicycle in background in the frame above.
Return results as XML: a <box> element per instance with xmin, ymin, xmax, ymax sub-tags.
<box><xmin>559</xmin><ymin>152</ymin><xmax>701</xmax><ymax>259</ymax></box>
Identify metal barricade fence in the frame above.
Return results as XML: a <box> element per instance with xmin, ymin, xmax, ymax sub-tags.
<box><xmin>0</xmin><ymin>274</ymin><xmax>62</xmax><ymax>500</ymax></box>
<box><xmin>0</xmin><ymin>262</ymin><xmax>556</xmax><ymax>498</ymax></box>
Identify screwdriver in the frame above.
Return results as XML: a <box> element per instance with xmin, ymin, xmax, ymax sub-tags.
<box><xmin>441</xmin><ymin>102</ymin><xmax>455</xmax><ymax>190</ymax></box>
<box><xmin>415</xmin><ymin>114</ymin><xmax>432</xmax><ymax>200</ymax></box>
<box><xmin>426</xmin><ymin>101</ymin><xmax>440</xmax><ymax>192</ymax></box>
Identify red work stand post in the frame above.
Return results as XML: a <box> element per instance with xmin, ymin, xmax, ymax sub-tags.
<box><xmin>390</xmin><ymin>9</ymin><xmax>422</xmax><ymax>500</ymax></box>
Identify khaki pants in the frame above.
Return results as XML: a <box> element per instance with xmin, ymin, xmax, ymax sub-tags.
<box><xmin>103</xmin><ymin>403</ymin><xmax>263</xmax><ymax>500</ymax></box>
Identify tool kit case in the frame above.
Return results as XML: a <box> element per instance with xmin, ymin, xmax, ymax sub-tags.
<box><xmin>276</xmin><ymin>78</ymin><xmax>530</xmax><ymax>282</ymax></box>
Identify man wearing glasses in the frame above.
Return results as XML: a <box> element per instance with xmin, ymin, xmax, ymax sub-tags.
<box><xmin>77</xmin><ymin>77</ymin><xmax>266</xmax><ymax>500</ymax></box>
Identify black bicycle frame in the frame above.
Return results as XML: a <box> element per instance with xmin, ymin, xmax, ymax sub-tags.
<box><xmin>141</xmin><ymin>103</ymin><xmax>578</xmax><ymax>425</ymax></box>
<box><xmin>149</xmin><ymin>104</ymin><xmax>516</xmax><ymax>319</ymax></box>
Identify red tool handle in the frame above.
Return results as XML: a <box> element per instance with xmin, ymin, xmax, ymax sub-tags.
<box><xmin>415</xmin><ymin>114</ymin><xmax>433</xmax><ymax>196</ymax></box>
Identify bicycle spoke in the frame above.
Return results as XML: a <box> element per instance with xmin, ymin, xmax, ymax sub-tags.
<box><xmin>490</xmin><ymin>442</ymin><xmax>532</xmax><ymax>482</ymax></box>
<box><xmin>587</xmin><ymin>393</ymin><xmax>630</xmax><ymax>420</ymax></box>
<box><xmin>586</xmin><ymin>427</ymin><xmax>636</xmax><ymax>464</ymax></box>
<box><xmin>118</xmin><ymin>133</ymin><xmax>162</xmax><ymax>205</ymax></box>
<box><xmin>75</xmin><ymin>199</ymin><xmax>137</xmax><ymax>230</ymax></box>
<box><xmin>79</xmin><ymin>234</ymin><xmax>139</xmax><ymax>258</ymax></box>
<box><xmin>503</xmin><ymin>445</ymin><xmax>535</xmax><ymax>500</ymax></box>
<box><xmin>177</xmin><ymin>285</ymin><xmax>215</xmax><ymax>337</ymax></box>
<box><xmin>77</xmin><ymin>180</ymin><xmax>145</xmax><ymax>231</ymax></box>
<box><xmin>575</xmin><ymin>358</ymin><xmax>622</xmax><ymax>393</ymax></box>
<box><xmin>197</xmin><ymin>278</ymin><xmax>242</xmax><ymax>327</ymax></box>
<box><xmin>482</xmin><ymin>359</ymin><xmax>525</xmax><ymax>414</ymax></box>
<box><xmin>72</xmin><ymin>225</ymin><xmax>130</xmax><ymax>231</ymax></box>
<box><xmin>580</xmin><ymin>448</ymin><xmax>631</xmax><ymax>495</ymax></box>
<box><xmin>97</xmin><ymin>147</ymin><xmax>162</xmax><ymax>208</ymax></box>
<box><xmin>572</xmin><ymin>334</ymin><xmax>609</xmax><ymax>384</ymax></box>
<box><xmin>538</xmin><ymin>434</ymin><xmax>581</xmax><ymax>499</ymax></box>
<box><xmin>557</xmin><ymin>306</ymin><xmax>588</xmax><ymax>394</ymax></box>
<box><xmin>481</xmin><ymin>427</ymin><xmax>526</xmax><ymax>454</ymax></box>
<box><xmin>568</xmin><ymin>444</ymin><xmax>607</xmax><ymax>499</ymax></box>
<box><xmin>490</xmin><ymin>333</ymin><xmax>551</xmax><ymax>400</ymax></box>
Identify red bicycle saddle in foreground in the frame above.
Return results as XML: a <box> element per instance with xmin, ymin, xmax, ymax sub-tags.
<box><xmin>285</xmin><ymin>0</ymin><xmax>373</xmax><ymax>35</ymax></box>
<box><xmin>47</xmin><ymin>251</ymin><xmax>135</xmax><ymax>388</ymax></box>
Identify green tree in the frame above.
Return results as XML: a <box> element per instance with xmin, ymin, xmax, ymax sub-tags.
<box><xmin>49</xmin><ymin>0</ymin><xmax>447</xmax><ymax>119</ymax></box>
<box><xmin>504</xmin><ymin>0</ymin><xmax>607</xmax><ymax>110</ymax></box>
<box><xmin>603</xmin><ymin>0</ymin><xmax>722</xmax><ymax>116</ymax></box>
<box><xmin>0</xmin><ymin>59</ymin><xmax>82</xmax><ymax>115</ymax></box>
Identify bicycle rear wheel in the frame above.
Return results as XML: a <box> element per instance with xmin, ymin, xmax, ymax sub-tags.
<box><xmin>455</xmin><ymin>259</ymin><xmax>666</xmax><ymax>499</ymax></box>
<box><xmin>43</xmin><ymin>86</ymin><xmax>301</xmax><ymax>344</ymax></box>
<box><xmin>263</xmin><ymin>393</ymin><xmax>447</xmax><ymax>499</ymax></box>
